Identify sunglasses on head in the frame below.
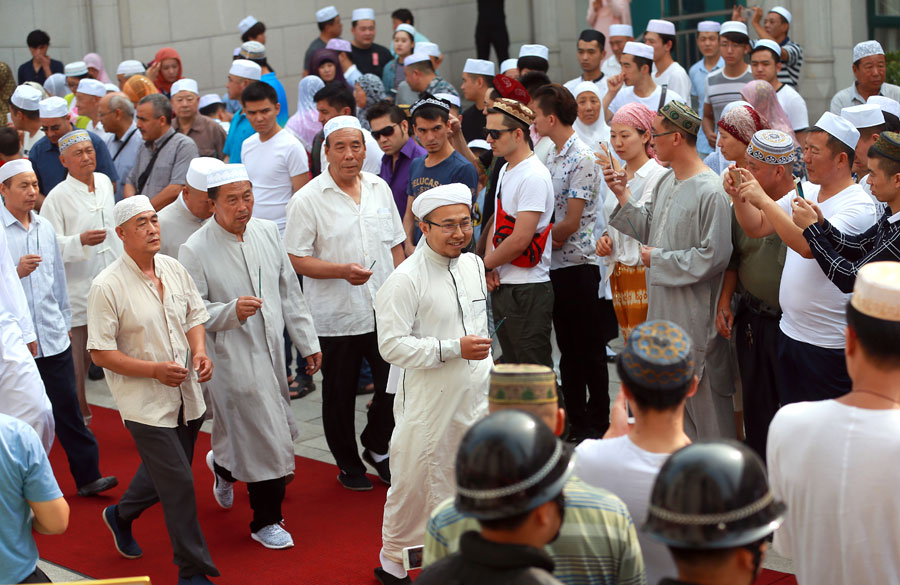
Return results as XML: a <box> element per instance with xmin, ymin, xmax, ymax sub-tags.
<box><xmin>482</xmin><ymin>127</ymin><xmax>517</xmax><ymax>140</ymax></box>
<box><xmin>371</xmin><ymin>123</ymin><xmax>399</xmax><ymax>140</ymax></box>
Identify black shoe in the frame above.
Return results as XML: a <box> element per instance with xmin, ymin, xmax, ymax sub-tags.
<box><xmin>102</xmin><ymin>505</ymin><xmax>142</xmax><ymax>559</ymax></box>
<box><xmin>88</xmin><ymin>363</ymin><xmax>105</xmax><ymax>380</ymax></box>
<box><xmin>289</xmin><ymin>378</ymin><xmax>316</xmax><ymax>400</ymax></box>
<box><xmin>337</xmin><ymin>472</ymin><xmax>373</xmax><ymax>491</ymax></box>
<box><xmin>77</xmin><ymin>475</ymin><xmax>118</xmax><ymax>497</ymax></box>
<box><xmin>374</xmin><ymin>567</ymin><xmax>411</xmax><ymax>585</ymax></box>
<box><xmin>362</xmin><ymin>449</ymin><xmax>391</xmax><ymax>485</ymax></box>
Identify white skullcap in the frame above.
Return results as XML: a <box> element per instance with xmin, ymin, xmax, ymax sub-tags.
<box><xmin>199</xmin><ymin>94</ymin><xmax>224</xmax><ymax>109</ymax></box>
<box><xmin>646</xmin><ymin>19</ymin><xmax>676</xmax><ymax>36</ymax></box>
<box><xmin>769</xmin><ymin>7</ymin><xmax>792</xmax><ymax>24</ymax></box>
<box><xmin>229</xmin><ymin>59</ymin><xmax>262</xmax><ymax>81</ymax></box>
<box><xmin>171</xmin><ymin>78</ymin><xmax>199</xmax><ymax>96</ymax></box>
<box><xmin>841</xmin><ymin>104</ymin><xmax>885</xmax><ymax>129</ymax></box>
<box><xmin>324</xmin><ymin>115</ymin><xmax>362</xmax><ymax>138</ymax></box>
<box><xmin>11</xmin><ymin>85</ymin><xmax>42</xmax><ymax>111</ymax></box>
<box><xmin>411</xmin><ymin>183</ymin><xmax>472</xmax><ymax>219</ymax></box>
<box><xmin>754</xmin><ymin>39</ymin><xmax>782</xmax><ymax>58</ymax></box>
<box><xmin>404</xmin><ymin>52</ymin><xmax>431</xmax><ymax>66</ymax></box>
<box><xmin>415</xmin><ymin>42</ymin><xmax>440</xmax><ymax>57</ymax></box>
<box><xmin>500</xmin><ymin>58</ymin><xmax>518</xmax><ymax>73</ymax></box>
<box><xmin>39</xmin><ymin>96</ymin><xmax>68</xmax><ymax>118</ymax></box>
<box><xmin>317</xmin><ymin>6</ymin><xmax>339</xmax><ymax>22</ymax></box>
<box><xmin>434</xmin><ymin>92</ymin><xmax>461</xmax><ymax>108</ymax></box>
<box><xmin>351</xmin><ymin>8</ymin><xmax>375</xmax><ymax>21</ymax></box>
<box><xmin>573</xmin><ymin>81</ymin><xmax>604</xmax><ymax>100</ymax></box>
<box><xmin>467</xmin><ymin>139</ymin><xmax>490</xmax><ymax>151</ymax></box>
<box><xmin>76</xmin><ymin>78</ymin><xmax>106</xmax><ymax>97</ymax></box>
<box><xmin>814</xmin><ymin>112</ymin><xmax>861</xmax><ymax>149</ymax></box>
<box><xmin>720</xmin><ymin>21</ymin><xmax>749</xmax><ymax>38</ymax></box>
<box><xmin>518</xmin><ymin>44</ymin><xmax>549</xmax><ymax>61</ymax></box>
<box><xmin>868</xmin><ymin>95</ymin><xmax>900</xmax><ymax>119</ymax></box>
<box><xmin>854</xmin><ymin>41</ymin><xmax>885</xmax><ymax>64</ymax></box>
<box><xmin>207</xmin><ymin>164</ymin><xmax>250</xmax><ymax>189</ymax></box>
<box><xmin>117</xmin><ymin>60</ymin><xmax>145</xmax><ymax>76</ymax></box>
<box><xmin>186</xmin><ymin>157</ymin><xmax>226</xmax><ymax>191</ymax></box>
<box><xmin>395</xmin><ymin>24</ymin><xmax>416</xmax><ymax>37</ymax></box>
<box><xmin>238</xmin><ymin>15</ymin><xmax>259</xmax><ymax>34</ymax></box>
<box><xmin>115</xmin><ymin>195</ymin><xmax>155</xmax><ymax>226</ymax></box>
<box><xmin>609</xmin><ymin>24</ymin><xmax>634</xmax><ymax>38</ymax></box>
<box><xmin>851</xmin><ymin>261</ymin><xmax>900</xmax><ymax>321</ymax></box>
<box><xmin>623</xmin><ymin>41</ymin><xmax>654</xmax><ymax>60</ymax></box>
<box><xmin>43</xmin><ymin>74</ymin><xmax>68</xmax><ymax>98</ymax></box>
<box><xmin>104</xmin><ymin>83</ymin><xmax>119</xmax><ymax>93</ymax></box>
<box><xmin>0</xmin><ymin>159</ymin><xmax>34</xmax><ymax>184</ymax></box>
<box><xmin>697</xmin><ymin>21</ymin><xmax>721</xmax><ymax>33</ymax></box>
<box><xmin>463</xmin><ymin>58</ymin><xmax>495</xmax><ymax>77</ymax></box>
<box><xmin>326</xmin><ymin>38</ymin><xmax>352</xmax><ymax>52</ymax></box>
<box><xmin>722</xmin><ymin>100</ymin><xmax>752</xmax><ymax>115</ymax></box>
<box><xmin>65</xmin><ymin>61</ymin><xmax>88</xmax><ymax>77</ymax></box>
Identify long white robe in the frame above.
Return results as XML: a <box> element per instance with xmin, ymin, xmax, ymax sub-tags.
<box><xmin>157</xmin><ymin>194</ymin><xmax>207</xmax><ymax>258</ymax></box>
<box><xmin>179</xmin><ymin>217</ymin><xmax>320</xmax><ymax>482</ymax></box>
<box><xmin>374</xmin><ymin>240</ymin><xmax>492</xmax><ymax>564</ymax></box>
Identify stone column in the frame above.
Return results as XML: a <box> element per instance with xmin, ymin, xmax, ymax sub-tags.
<box><xmin>88</xmin><ymin>0</ymin><xmax>123</xmax><ymax>72</ymax></box>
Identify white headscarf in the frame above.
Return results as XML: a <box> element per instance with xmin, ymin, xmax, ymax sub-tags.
<box><xmin>285</xmin><ymin>75</ymin><xmax>325</xmax><ymax>153</ymax></box>
<box><xmin>572</xmin><ymin>81</ymin><xmax>610</xmax><ymax>148</ymax></box>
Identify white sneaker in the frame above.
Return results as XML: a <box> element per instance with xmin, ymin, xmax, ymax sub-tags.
<box><xmin>251</xmin><ymin>523</ymin><xmax>294</xmax><ymax>549</ymax></box>
<box><xmin>205</xmin><ymin>450</ymin><xmax>233</xmax><ymax>509</ymax></box>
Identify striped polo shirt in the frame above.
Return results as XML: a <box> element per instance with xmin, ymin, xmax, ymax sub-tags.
<box><xmin>704</xmin><ymin>66</ymin><xmax>754</xmax><ymax>124</ymax></box>
<box><xmin>777</xmin><ymin>37</ymin><xmax>803</xmax><ymax>87</ymax></box>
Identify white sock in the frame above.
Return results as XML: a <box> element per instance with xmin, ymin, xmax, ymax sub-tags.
<box><xmin>370</xmin><ymin>449</ymin><xmax>389</xmax><ymax>463</ymax></box>
<box><xmin>380</xmin><ymin>548</ymin><xmax>408</xmax><ymax>579</ymax></box>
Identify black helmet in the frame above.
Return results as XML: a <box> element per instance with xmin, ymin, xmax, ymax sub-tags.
<box><xmin>454</xmin><ymin>409</ymin><xmax>575</xmax><ymax>520</ymax></box>
<box><xmin>644</xmin><ymin>440</ymin><xmax>786</xmax><ymax>549</ymax></box>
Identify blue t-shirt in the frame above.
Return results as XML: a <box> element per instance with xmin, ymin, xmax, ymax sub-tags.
<box><xmin>689</xmin><ymin>56</ymin><xmax>724</xmax><ymax>155</ymax></box>
<box><xmin>407</xmin><ymin>150</ymin><xmax>478</xmax><ymax>242</ymax></box>
<box><xmin>29</xmin><ymin>131</ymin><xmax>119</xmax><ymax>195</ymax></box>
<box><xmin>223</xmin><ymin>111</ymin><xmax>255</xmax><ymax>163</ymax></box>
<box><xmin>0</xmin><ymin>414</ymin><xmax>63</xmax><ymax>583</ymax></box>
<box><xmin>261</xmin><ymin>72</ymin><xmax>290</xmax><ymax>127</ymax></box>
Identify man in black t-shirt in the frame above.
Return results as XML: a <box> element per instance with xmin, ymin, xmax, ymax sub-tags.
<box><xmin>350</xmin><ymin>8</ymin><xmax>392</xmax><ymax>77</ymax></box>
<box><xmin>460</xmin><ymin>59</ymin><xmax>495</xmax><ymax>143</ymax></box>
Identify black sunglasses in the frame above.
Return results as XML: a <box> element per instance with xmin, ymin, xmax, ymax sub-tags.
<box><xmin>482</xmin><ymin>127</ymin><xmax>517</xmax><ymax>140</ymax></box>
<box><xmin>371</xmin><ymin>123</ymin><xmax>399</xmax><ymax>140</ymax></box>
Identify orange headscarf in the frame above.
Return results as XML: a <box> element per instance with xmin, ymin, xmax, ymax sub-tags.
<box><xmin>151</xmin><ymin>47</ymin><xmax>182</xmax><ymax>94</ymax></box>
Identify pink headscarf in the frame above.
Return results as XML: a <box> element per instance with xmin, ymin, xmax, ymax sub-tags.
<box><xmin>740</xmin><ymin>80</ymin><xmax>795</xmax><ymax>140</ymax></box>
<box><xmin>717</xmin><ymin>105</ymin><xmax>766</xmax><ymax>145</ymax></box>
<box><xmin>610</xmin><ymin>102</ymin><xmax>659</xmax><ymax>162</ymax></box>
<box><xmin>83</xmin><ymin>53</ymin><xmax>110</xmax><ymax>84</ymax></box>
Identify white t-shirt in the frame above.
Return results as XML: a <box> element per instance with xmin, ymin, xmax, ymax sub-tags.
<box><xmin>768</xmin><ymin>400</ymin><xmax>900</xmax><ymax>585</ymax></box>
<box><xmin>21</xmin><ymin>129</ymin><xmax>45</xmax><ymax>157</ymax></box>
<box><xmin>575</xmin><ymin>436</ymin><xmax>677</xmax><ymax>585</ymax></box>
<box><xmin>609</xmin><ymin>85</ymin><xmax>684</xmax><ymax>115</ymax></box>
<box><xmin>652</xmin><ymin>61</ymin><xmax>691</xmax><ymax>102</ymax></box>
<box><xmin>776</xmin><ymin>84</ymin><xmax>809</xmax><ymax>131</ymax></box>
<box><xmin>493</xmin><ymin>154</ymin><xmax>554</xmax><ymax>285</ymax></box>
<box><xmin>601</xmin><ymin>55</ymin><xmax>621</xmax><ymax>78</ymax></box>
<box><xmin>563</xmin><ymin>75</ymin><xmax>610</xmax><ymax>98</ymax></box>
<box><xmin>777</xmin><ymin>182</ymin><xmax>877</xmax><ymax>347</ymax></box>
<box><xmin>241</xmin><ymin>129</ymin><xmax>310</xmax><ymax>235</ymax></box>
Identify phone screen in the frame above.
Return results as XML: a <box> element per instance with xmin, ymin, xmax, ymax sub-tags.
<box><xmin>403</xmin><ymin>545</ymin><xmax>424</xmax><ymax>570</ymax></box>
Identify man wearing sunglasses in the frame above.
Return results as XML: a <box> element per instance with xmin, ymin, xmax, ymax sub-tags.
<box><xmin>367</xmin><ymin>102</ymin><xmax>426</xmax><ymax>218</ymax></box>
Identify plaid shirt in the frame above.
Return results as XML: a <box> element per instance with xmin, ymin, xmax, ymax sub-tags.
<box><xmin>803</xmin><ymin>208</ymin><xmax>900</xmax><ymax>294</ymax></box>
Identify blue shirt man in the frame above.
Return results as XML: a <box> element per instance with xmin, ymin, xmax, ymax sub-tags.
<box><xmin>381</xmin><ymin>137</ymin><xmax>427</xmax><ymax>217</ymax></box>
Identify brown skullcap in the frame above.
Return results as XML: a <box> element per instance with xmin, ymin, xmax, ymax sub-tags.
<box><xmin>122</xmin><ymin>74</ymin><xmax>159</xmax><ymax>105</ymax></box>
<box><xmin>491</xmin><ymin>97</ymin><xmax>535</xmax><ymax>127</ymax></box>
<box><xmin>489</xmin><ymin>364</ymin><xmax>557</xmax><ymax>405</ymax></box>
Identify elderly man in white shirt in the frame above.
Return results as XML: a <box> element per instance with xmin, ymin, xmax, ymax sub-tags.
<box><xmin>157</xmin><ymin>157</ymin><xmax>223</xmax><ymax>257</ymax></box>
<box><xmin>285</xmin><ymin>116</ymin><xmax>405</xmax><ymax>492</ymax></box>
<box><xmin>40</xmin><ymin>129</ymin><xmax>121</xmax><ymax>426</ymax></box>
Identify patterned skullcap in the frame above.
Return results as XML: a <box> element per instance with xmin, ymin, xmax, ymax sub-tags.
<box><xmin>491</xmin><ymin>97</ymin><xmax>535</xmax><ymax>126</ymax></box>
<box><xmin>853</xmin><ymin>41</ymin><xmax>884</xmax><ymax>64</ymax></box>
<box><xmin>717</xmin><ymin>104</ymin><xmax>765</xmax><ymax>145</ymax></box>
<box><xmin>489</xmin><ymin>364</ymin><xmax>557</xmax><ymax>405</ymax></box>
<box><xmin>411</xmin><ymin>94</ymin><xmax>451</xmax><ymax>115</ymax></box>
<box><xmin>747</xmin><ymin>130</ymin><xmax>796</xmax><ymax>165</ymax></box>
<box><xmin>659</xmin><ymin>101</ymin><xmax>701</xmax><ymax>135</ymax></box>
<box><xmin>492</xmin><ymin>74</ymin><xmax>531</xmax><ymax>105</ymax></box>
<box><xmin>59</xmin><ymin>130</ymin><xmax>91</xmax><ymax>153</ymax></box>
<box><xmin>619</xmin><ymin>320</ymin><xmax>694</xmax><ymax>390</ymax></box>
<box><xmin>851</xmin><ymin>262</ymin><xmax>900</xmax><ymax>322</ymax></box>
<box><xmin>871</xmin><ymin>131</ymin><xmax>900</xmax><ymax>163</ymax></box>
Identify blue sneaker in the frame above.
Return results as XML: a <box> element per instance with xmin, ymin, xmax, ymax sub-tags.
<box><xmin>102</xmin><ymin>505</ymin><xmax>142</xmax><ymax>559</ymax></box>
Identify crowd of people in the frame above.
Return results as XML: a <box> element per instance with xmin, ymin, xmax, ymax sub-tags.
<box><xmin>1</xmin><ymin>3</ymin><xmax>900</xmax><ymax>585</ymax></box>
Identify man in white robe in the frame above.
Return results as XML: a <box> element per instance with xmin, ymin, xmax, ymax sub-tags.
<box><xmin>179</xmin><ymin>164</ymin><xmax>321</xmax><ymax>550</ymax></box>
<box><xmin>157</xmin><ymin>157</ymin><xmax>223</xmax><ymax>257</ymax></box>
<box><xmin>373</xmin><ymin>184</ymin><xmax>492</xmax><ymax>584</ymax></box>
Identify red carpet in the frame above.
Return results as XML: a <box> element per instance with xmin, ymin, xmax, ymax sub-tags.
<box><xmin>35</xmin><ymin>406</ymin><xmax>797</xmax><ymax>585</ymax></box>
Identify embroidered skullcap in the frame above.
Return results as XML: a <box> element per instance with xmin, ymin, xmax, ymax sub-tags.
<box><xmin>323</xmin><ymin>115</ymin><xmax>362</xmax><ymax>138</ymax></box>
<box><xmin>170</xmin><ymin>78</ymin><xmax>199</xmax><ymax>96</ymax></box>
<box><xmin>500</xmin><ymin>58</ymin><xmax>519</xmax><ymax>73</ymax></box>
<box><xmin>467</xmin><ymin>139</ymin><xmax>490</xmax><ymax>151</ymax></box>
<box><xmin>198</xmin><ymin>94</ymin><xmax>223</xmax><ymax>109</ymax></box>
<box><xmin>720</xmin><ymin>21</ymin><xmax>749</xmax><ymax>38</ymax></box>
<box><xmin>841</xmin><ymin>104</ymin><xmax>885</xmax><ymax>130</ymax></box>
<box><xmin>753</xmin><ymin>39</ymin><xmax>782</xmax><ymax>61</ymax></box>
<box><xmin>411</xmin><ymin>183</ymin><xmax>472</xmax><ymax>219</ymax></box>
<box><xmin>186</xmin><ymin>157</ymin><xmax>226</xmax><ymax>192</ymax></box>
<box><xmin>853</xmin><ymin>41</ymin><xmax>884</xmax><ymax>64</ymax></box>
<box><xmin>814</xmin><ymin>111</ymin><xmax>860</xmax><ymax>149</ymax></box>
<box><xmin>229</xmin><ymin>59</ymin><xmax>262</xmax><ymax>81</ymax></box>
<box><xmin>351</xmin><ymin>8</ymin><xmax>375</xmax><ymax>21</ymax></box>
<box><xmin>660</xmin><ymin>101</ymin><xmax>701</xmax><ymax>135</ymax></box>
<box><xmin>0</xmin><ymin>159</ymin><xmax>34</xmax><ymax>184</ymax></box>
<box><xmin>609</xmin><ymin>24</ymin><xmax>634</xmax><ymax>38</ymax></box>
<box><xmin>619</xmin><ymin>320</ymin><xmax>694</xmax><ymax>390</ymax></box>
<box><xmin>240</xmin><ymin>41</ymin><xmax>266</xmax><ymax>60</ymax></box>
<box><xmin>717</xmin><ymin>104</ymin><xmax>765</xmax><ymax>145</ymax></box>
<box><xmin>646</xmin><ymin>19</ymin><xmax>676</xmax><ymax>36</ymax></box>
<box><xmin>395</xmin><ymin>24</ymin><xmax>416</xmax><ymax>38</ymax></box>
<box><xmin>464</xmin><ymin>58</ymin><xmax>496</xmax><ymax>77</ymax></box>
<box><xmin>871</xmin><ymin>131</ymin><xmax>900</xmax><ymax>163</ymax></box>
<box><xmin>612</xmin><ymin>102</ymin><xmax>659</xmax><ymax>161</ymax></box>
<box><xmin>207</xmin><ymin>164</ymin><xmax>250</xmax><ymax>189</ymax></box>
<box><xmin>493</xmin><ymin>75</ymin><xmax>530</xmax><ymax>105</ymax></box>
<box><xmin>65</xmin><ymin>61</ymin><xmax>88</xmax><ymax>77</ymax></box>
<box><xmin>769</xmin><ymin>7</ymin><xmax>792</xmax><ymax>24</ymax></box>
<box><xmin>326</xmin><ymin>38</ymin><xmax>352</xmax><ymax>53</ymax></box>
<box><xmin>76</xmin><ymin>78</ymin><xmax>106</xmax><ymax>97</ymax></box>
<box><xmin>316</xmin><ymin>6</ymin><xmax>339</xmax><ymax>23</ymax></box>
<box><xmin>434</xmin><ymin>93</ymin><xmax>461</xmax><ymax>108</ymax></box>
<box><xmin>404</xmin><ymin>52</ymin><xmax>431</xmax><ymax>67</ymax></box>
<box><xmin>491</xmin><ymin>97</ymin><xmax>535</xmax><ymax>126</ymax></box>
<box><xmin>623</xmin><ymin>41</ymin><xmax>654</xmax><ymax>61</ymax></box>
<box><xmin>39</xmin><ymin>96</ymin><xmax>68</xmax><ymax>118</ymax></box>
<box><xmin>518</xmin><ymin>44</ymin><xmax>549</xmax><ymax>61</ymax></box>
<box><xmin>747</xmin><ymin>130</ymin><xmax>795</xmax><ymax>165</ymax></box>
<box><xmin>411</xmin><ymin>95</ymin><xmax>451</xmax><ymax>115</ymax></box>
<box><xmin>11</xmin><ymin>85</ymin><xmax>42</xmax><ymax>111</ymax></box>
<box><xmin>868</xmin><ymin>95</ymin><xmax>900</xmax><ymax>119</ymax></box>
<box><xmin>851</xmin><ymin>262</ymin><xmax>900</xmax><ymax>322</ymax></box>
<box><xmin>116</xmin><ymin>60</ymin><xmax>145</xmax><ymax>76</ymax></box>
<box><xmin>489</xmin><ymin>364</ymin><xmax>557</xmax><ymax>405</ymax></box>
<box><xmin>114</xmin><ymin>195</ymin><xmax>155</xmax><ymax>226</ymax></box>
<box><xmin>415</xmin><ymin>42</ymin><xmax>441</xmax><ymax>58</ymax></box>
<box><xmin>697</xmin><ymin>21</ymin><xmax>721</xmax><ymax>33</ymax></box>
<box><xmin>238</xmin><ymin>15</ymin><xmax>258</xmax><ymax>34</ymax></box>
<box><xmin>122</xmin><ymin>75</ymin><xmax>159</xmax><ymax>104</ymax></box>
<box><xmin>58</xmin><ymin>130</ymin><xmax>91</xmax><ymax>153</ymax></box>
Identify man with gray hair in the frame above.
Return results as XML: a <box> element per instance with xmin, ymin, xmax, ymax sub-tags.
<box><xmin>830</xmin><ymin>41</ymin><xmax>900</xmax><ymax>113</ymax></box>
<box><xmin>124</xmin><ymin>94</ymin><xmax>199</xmax><ymax>210</ymax></box>
<box><xmin>100</xmin><ymin>93</ymin><xmax>141</xmax><ymax>202</ymax></box>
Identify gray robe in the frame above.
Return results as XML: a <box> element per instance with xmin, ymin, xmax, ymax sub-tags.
<box><xmin>610</xmin><ymin>168</ymin><xmax>735</xmax><ymax>439</ymax></box>
<box><xmin>179</xmin><ymin>217</ymin><xmax>320</xmax><ymax>482</ymax></box>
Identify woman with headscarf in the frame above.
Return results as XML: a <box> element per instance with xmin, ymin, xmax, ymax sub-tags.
<box><xmin>0</xmin><ymin>63</ymin><xmax>15</xmax><ymax>125</ymax></box>
<box><xmin>146</xmin><ymin>47</ymin><xmax>182</xmax><ymax>97</ymax></box>
<box><xmin>382</xmin><ymin>24</ymin><xmax>416</xmax><ymax>95</ymax></box>
<box><xmin>741</xmin><ymin>79</ymin><xmax>806</xmax><ymax>179</ymax></box>
<box><xmin>285</xmin><ymin>75</ymin><xmax>325</xmax><ymax>153</ymax></box>
<box><xmin>716</xmin><ymin>103</ymin><xmax>767</xmax><ymax>171</ymax></box>
<box><xmin>595</xmin><ymin>102</ymin><xmax>667</xmax><ymax>339</ymax></box>
<box><xmin>572</xmin><ymin>81</ymin><xmax>610</xmax><ymax>149</ymax></box>
<box><xmin>354</xmin><ymin>74</ymin><xmax>387</xmax><ymax>130</ymax></box>
<box><xmin>43</xmin><ymin>73</ymin><xmax>69</xmax><ymax>98</ymax></box>
<box><xmin>310</xmin><ymin>48</ymin><xmax>349</xmax><ymax>89</ymax></box>
<box><xmin>83</xmin><ymin>53</ymin><xmax>111</xmax><ymax>84</ymax></box>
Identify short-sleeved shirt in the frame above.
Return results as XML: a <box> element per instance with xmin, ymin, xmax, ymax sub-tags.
<box><xmin>424</xmin><ymin>76</ymin><xmax>459</xmax><ymax>99</ymax></box>
<box><xmin>104</xmin><ymin>122</ymin><xmax>142</xmax><ymax>201</ymax></box>
<box><xmin>380</xmin><ymin>137</ymin><xmax>427</xmax><ymax>217</ymax></box>
<box><xmin>176</xmin><ymin>114</ymin><xmax>226</xmax><ymax>159</ymax></box>
<box><xmin>0</xmin><ymin>413</ymin><xmax>62</xmax><ymax>583</ymax></box>
<box><xmin>351</xmin><ymin>43</ymin><xmax>394</xmax><ymax>77</ymax></box>
<box><xmin>87</xmin><ymin>253</ymin><xmax>210</xmax><ymax>427</ymax></box>
<box><xmin>652</xmin><ymin>61</ymin><xmax>692</xmax><ymax>103</ymax></box>
<box><xmin>830</xmin><ymin>82</ymin><xmax>900</xmax><ymax>114</ymax></box>
<box><xmin>408</xmin><ymin>151</ymin><xmax>478</xmax><ymax>202</ymax></box>
<box><xmin>223</xmin><ymin>111</ymin><xmax>254</xmax><ymax>163</ymax></box>
<box><xmin>126</xmin><ymin>127</ymin><xmax>199</xmax><ymax>198</ymax></box>
<box><xmin>777</xmin><ymin>37</ymin><xmax>803</xmax><ymax>87</ymax></box>
<box><xmin>704</xmin><ymin>66</ymin><xmax>754</xmax><ymax>124</ymax></box>
<box><xmin>609</xmin><ymin>85</ymin><xmax>684</xmax><ymax>115</ymax></box>
<box><xmin>17</xmin><ymin>59</ymin><xmax>64</xmax><ymax>85</ymax></box>
<box><xmin>29</xmin><ymin>131</ymin><xmax>119</xmax><ymax>195</ymax></box>
<box><xmin>728</xmin><ymin>208</ymin><xmax>786</xmax><ymax>310</ymax></box>
<box><xmin>303</xmin><ymin>38</ymin><xmax>327</xmax><ymax>73</ymax></box>
<box><xmin>776</xmin><ymin>83</ymin><xmax>809</xmax><ymax>132</ymax></box>
<box><xmin>241</xmin><ymin>130</ymin><xmax>309</xmax><ymax>234</ymax></box>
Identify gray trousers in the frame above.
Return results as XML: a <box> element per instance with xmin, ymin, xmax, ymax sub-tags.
<box><xmin>119</xmin><ymin>416</ymin><xmax>219</xmax><ymax>579</ymax></box>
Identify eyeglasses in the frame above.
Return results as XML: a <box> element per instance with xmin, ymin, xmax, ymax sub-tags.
<box><xmin>371</xmin><ymin>123</ymin><xmax>399</xmax><ymax>140</ymax></box>
<box><xmin>482</xmin><ymin>127</ymin><xmax>517</xmax><ymax>140</ymax></box>
<box><xmin>650</xmin><ymin>130</ymin><xmax>677</xmax><ymax>139</ymax></box>
<box><xmin>423</xmin><ymin>219</ymin><xmax>474</xmax><ymax>234</ymax></box>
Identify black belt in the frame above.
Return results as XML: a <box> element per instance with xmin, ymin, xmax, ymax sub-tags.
<box><xmin>739</xmin><ymin>292</ymin><xmax>781</xmax><ymax>319</ymax></box>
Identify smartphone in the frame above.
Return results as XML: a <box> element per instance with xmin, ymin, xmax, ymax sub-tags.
<box><xmin>605</xmin><ymin>142</ymin><xmax>623</xmax><ymax>172</ymax></box>
<box><xmin>403</xmin><ymin>545</ymin><xmax>424</xmax><ymax>571</ymax></box>
<box><xmin>625</xmin><ymin>399</ymin><xmax>635</xmax><ymax>425</ymax></box>
<box><xmin>729</xmin><ymin>167</ymin><xmax>742</xmax><ymax>188</ymax></box>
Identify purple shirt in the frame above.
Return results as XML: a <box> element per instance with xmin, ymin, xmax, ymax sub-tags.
<box><xmin>380</xmin><ymin>137</ymin><xmax>427</xmax><ymax>217</ymax></box>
